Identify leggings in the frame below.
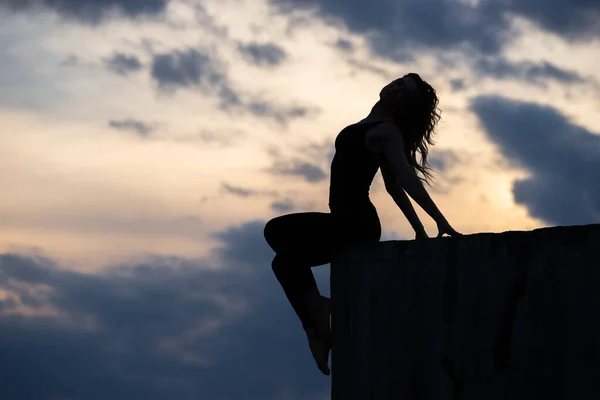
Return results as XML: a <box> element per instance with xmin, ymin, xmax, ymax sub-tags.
<box><xmin>263</xmin><ymin>208</ymin><xmax>381</xmax><ymax>329</ymax></box>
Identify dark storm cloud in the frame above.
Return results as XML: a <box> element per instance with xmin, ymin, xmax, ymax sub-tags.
<box><xmin>505</xmin><ymin>0</ymin><xmax>600</xmax><ymax>40</ymax></box>
<box><xmin>104</xmin><ymin>52</ymin><xmax>143</xmax><ymax>76</ymax></box>
<box><xmin>237</xmin><ymin>42</ymin><xmax>287</xmax><ymax>67</ymax></box>
<box><xmin>266</xmin><ymin>158</ymin><xmax>328</xmax><ymax>183</ymax></box>
<box><xmin>269</xmin><ymin>0</ymin><xmax>512</xmax><ymax>61</ymax></box>
<box><xmin>150</xmin><ymin>47</ymin><xmax>318</xmax><ymax>126</ymax></box>
<box><xmin>109</xmin><ymin>119</ymin><xmax>155</xmax><ymax>136</ymax></box>
<box><xmin>269</xmin><ymin>0</ymin><xmax>600</xmax><ymax>64</ymax></box>
<box><xmin>473</xmin><ymin>58</ymin><xmax>586</xmax><ymax>87</ymax></box>
<box><xmin>151</xmin><ymin>48</ymin><xmax>228</xmax><ymax>94</ymax></box>
<box><xmin>469</xmin><ymin>95</ymin><xmax>600</xmax><ymax>226</ymax></box>
<box><xmin>0</xmin><ymin>0</ymin><xmax>170</xmax><ymax>23</ymax></box>
<box><xmin>0</xmin><ymin>220</ymin><xmax>333</xmax><ymax>399</ymax></box>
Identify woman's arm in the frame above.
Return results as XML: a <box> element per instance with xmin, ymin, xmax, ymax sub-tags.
<box><xmin>380</xmin><ymin>160</ymin><xmax>427</xmax><ymax>235</ymax></box>
<box><xmin>376</xmin><ymin>122</ymin><xmax>446</xmax><ymax>224</ymax></box>
<box><xmin>388</xmin><ymin>186</ymin><xmax>427</xmax><ymax>236</ymax></box>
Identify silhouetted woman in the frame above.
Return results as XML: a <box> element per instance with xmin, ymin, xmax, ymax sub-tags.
<box><xmin>263</xmin><ymin>73</ymin><xmax>462</xmax><ymax>376</ymax></box>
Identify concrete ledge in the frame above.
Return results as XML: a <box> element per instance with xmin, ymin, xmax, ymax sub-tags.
<box><xmin>330</xmin><ymin>224</ymin><xmax>600</xmax><ymax>400</ymax></box>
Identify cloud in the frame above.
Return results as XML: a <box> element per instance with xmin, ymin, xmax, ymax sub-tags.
<box><xmin>329</xmin><ymin>37</ymin><xmax>392</xmax><ymax>79</ymax></box>
<box><xmin>473</xmin><ymin>57</ymin><xmax>587</xmax><ymax>87</ymax></box>
<box><xmin>270</xmin><ymin>199</ymin><xmax>295</xmax><ymax>213</ymax></box>
<box><xmin>0</xmin><ymin>220</ymin><xmax>333</xmax><ymax>399</ymax></box>
<box><xmin>149</xmin><ymin>47</ymin><xmax>318</xmax><ymax>126</ymax></box>
<box><xmin>505</xmin><ymin>0</ymin><xmax>600</xmax><ymax>40</ymax></box>
<box><xmin>245</xmin><ymin>100</ymin><xmax>317</xmax><ymax>125</ymax></box>
<box><xmin>221</xmin><ymin>183</ymin><xmax>278</xmax><ymax>198</ymax></box>
<box><xmin>59</xmin><ymin>54</ymin><xmax>79</xmax><ymax>67</ymax></box>
<box><xmin>334</xmin><ymin>38</ymin><xmax>354</xmax><ymax>53</ymax></box>
<box><xmin>266</xmin><ymin>158</ymin><xmax>328</xmax><ymax>183</ymax></box>
<box><xmin>168</xmin><ymin>128</ymin><xmax>246</xmax><ymax>148</ymax></box>
<box><xmin>292</xmin><ymin>139</ymin><xmax>336</xmax><ymax>168</ymax></box>
<box><xmin>237</xmin><ymin>41</ymin><xmax>288</xmax><ymax>67</ymax></box>
<box><xmin>0</xmin><ymin>0</ymin><xmax>171</xmax><ymax>23</ymax></box>
<box><xmin>269</xmin><ymin>0</ymin><xmax>600</xmax><ymax>66</ymax></box>
<box><xmin>419</xmin><ymin>149</ymin><xmax>465</xmax><ymax>195</ymax></box>
<box><xmin>269</xmin><ymin>0</ymin><xmax>513</xmax><ymax>61</ymax></box>
<box><xmin>449</xmin><ymin>78</ymin><xmax>466</xmax><ymax>91</ymax></box>
<box><xmin>193</xmin><ymin>3</ymin><xmax>229</xmax><ymax>39</ymax></box>
<box><xmin>149</xmin><ymin>47</ymin><xmax>242</xmax><ymax>112</ymax></box>
<box><xmin>151</xmin><ymin>48</ymin><xmax>230</xmax><ymax>94</ymax></box>
<box><xmin>428</xmin><ymin>149</ymin><xmax>461</xmax><ymax>173</ymax></box>
<box><xmin>109</xmin><ymin>119</ymin><xmax>155</xmax><ymax>137</ymax></box>
<box><xmin>0</xmin><ymin>31</ymin><xmax>68</xmax><ymax>112</ymax></box>
<box><xmin>261</xmin><ymin>139</ymin><xmax>336</xmax><ymax>187</ymax></box>
<box><xmin>346</xmin><ymin>59</ymin><xmax>392</xmax><ymax>79</ymax></box>
<box><xmin>469</xmin><ymin>95</ymin><xmax>600</xmax><ymax>226</ymax></box>
<box><xmin>104</xmin><ymin>52</ymin><xmax>144</xmax><ymax>76</ymax></box>
<box><xmin>222</xmin><ymin>184</ymin><xmax>256</xmax><ymax>197</ymax></box>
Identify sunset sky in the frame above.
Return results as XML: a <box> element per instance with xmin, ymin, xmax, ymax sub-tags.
<box><xmin>1</xmin><ymin>0</ymin><xmax>599</xmax><ymax>398</ymax></box>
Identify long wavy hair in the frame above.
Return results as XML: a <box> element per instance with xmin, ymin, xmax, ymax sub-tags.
<box><xmin>379</xmin><ymin>73</ymin><xmax>441</xmax><ymax>188</ymax></box>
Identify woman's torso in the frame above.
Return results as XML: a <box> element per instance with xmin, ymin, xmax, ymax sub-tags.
<box><xmin>328</xmin><ymin>117</ymin><xmax>393</xmax><ymax>215</ymax></box>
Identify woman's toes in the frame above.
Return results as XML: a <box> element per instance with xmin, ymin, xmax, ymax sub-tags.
<box><xmin>306</xmin><ymin>327</ymin><xmax>331</xmax><ymax>375</ymax></box>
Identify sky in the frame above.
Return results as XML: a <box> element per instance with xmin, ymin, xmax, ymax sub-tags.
<box><xmin>0</xmin><ymin>0</ymin><xmax>599</xmax><ymax>398</ymax></box>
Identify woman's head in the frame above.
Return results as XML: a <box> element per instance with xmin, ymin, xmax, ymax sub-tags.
<box><xmin>379</xmin><ymin>73</ymin><xmax>441</xmax><ymax>187</ymax></box>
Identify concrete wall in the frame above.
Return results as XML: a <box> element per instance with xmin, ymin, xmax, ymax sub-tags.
<box><xmin>330</xmin><ymin>223</ymin><xmax>600</xmax><ymax>400</ymax></box>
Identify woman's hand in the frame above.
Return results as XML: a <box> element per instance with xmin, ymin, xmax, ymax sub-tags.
<box><xmin>436</xmin><ymin>218</ymin><xmax>463</xmax><ymax>238</ymax></box>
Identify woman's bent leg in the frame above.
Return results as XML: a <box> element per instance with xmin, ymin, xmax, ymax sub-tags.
<box><xmin>264</xmin><ymin>212</ymin><xmax>335</xmax><ymax>329</ymax></box>
<box><xmin>264</xmin><ymin>210</ymin><xmax>380</xmax><ymax>375</ymax></box>
<box><xmin>271</xmin><ymin>254</ymin><xmax>318</xmax><ymax>329</ymax></box>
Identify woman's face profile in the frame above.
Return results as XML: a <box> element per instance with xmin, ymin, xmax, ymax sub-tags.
<box><xmin>380</xmin><ymin>76</ymin><xmax>420</xmax><ymax>106</ymax></box>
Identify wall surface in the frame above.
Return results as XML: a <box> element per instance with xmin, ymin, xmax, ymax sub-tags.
<box><xmin>330</xmin><ymin>223</ymin><xmax>600</xmax><ymax>400</ymax></box>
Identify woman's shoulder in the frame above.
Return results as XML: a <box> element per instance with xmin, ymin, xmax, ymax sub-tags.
<box><xmin>355</xmin><ymin>116</ymin><xmax>394</xmax><ymax>126</ymax></box>
<box><xmin>363</xmin><ymin>118</ymin><xmax>401</xmax><ymax>141</ymax></box>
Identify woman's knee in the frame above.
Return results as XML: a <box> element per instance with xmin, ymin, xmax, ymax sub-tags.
<box><xmin>263</xmin><ymin>218</ymin><xmax>280</xmax><ymax>248</ymax></box>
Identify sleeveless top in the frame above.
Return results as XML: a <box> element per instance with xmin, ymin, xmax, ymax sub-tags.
<box><xmin>328</xmin><ymin>118</ymin><xmax>390</xmax><ymax>215</ymax></box>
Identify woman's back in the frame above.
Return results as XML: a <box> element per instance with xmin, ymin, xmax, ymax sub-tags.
<box><xmin>328</xmin><ymin>119</ymin><xmax>389</xmax><ymax>214</ymax></box>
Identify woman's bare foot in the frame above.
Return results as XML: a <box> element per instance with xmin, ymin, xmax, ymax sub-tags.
<box><xmin>305</xmin><ymin>293</ymin><xmax>332</xmax><ymax>339</ymax></box>
<box><xmin>305</xmin><ymin>326</ymin><xmax>331</xmax><ymax>375</ymax></box>
<box><xmin>301</xmin><ymin>290</ymin><xmax>332</xmax><ymax>374</ymax></box>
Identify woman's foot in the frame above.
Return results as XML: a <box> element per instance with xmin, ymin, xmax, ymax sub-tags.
<box><xmin>303</xmin><ymin>290</ymin><xmax>332</xmax><ymax>339</ymax></box>
<box><xmin>301</xmin><ymin>289</ymin><xmax>332</xmax><ymax>375</ymax></box>
<box><xmin>305</xmin><ymin>326</ymin><xmax>331</xmax><ymax>375</ymax></box>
